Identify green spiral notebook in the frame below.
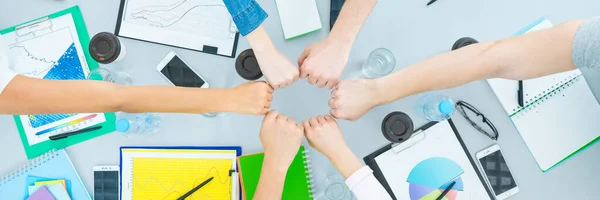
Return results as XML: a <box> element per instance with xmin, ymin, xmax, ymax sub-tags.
<box><xmin>238</xmin><ymin>146</ymin><xmax>314</xmax><ymax>200</ymax></box>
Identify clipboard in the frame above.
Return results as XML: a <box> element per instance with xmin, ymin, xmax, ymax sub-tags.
<box><xmin>0</xmin><ymin>6</ymin><xmax>116</xmax><ymax>159</ymax></box>
<box><xmin>114</xmin><ymin>0</ymin><xmax>240</xmax><ymax>58</ymax></box>
<box><xmin>120</xmin><ymin>146</ymin><xmax>242</xmax><ymax>200</ymax></box>
<box><xmin>364</xmin><ymin>119</ymin><xmax>494</xmax><ymax>200</ymax></box>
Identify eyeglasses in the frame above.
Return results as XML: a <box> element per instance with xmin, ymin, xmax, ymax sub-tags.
<box><xmin>455</xmin><ymin>101</ymin><xmax>499</xmax><ymax>141</ymax></box>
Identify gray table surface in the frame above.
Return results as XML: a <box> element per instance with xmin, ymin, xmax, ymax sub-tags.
<box><xmin>1</xmin><ymin>0</ymin><xmax>599</xmax><ymax>199</ymax></box>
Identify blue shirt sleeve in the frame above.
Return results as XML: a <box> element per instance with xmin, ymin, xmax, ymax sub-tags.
<box><xmin>222</xmin><ymin>0</ymin><xmax>268</xmax><ymax>36</ymax></box>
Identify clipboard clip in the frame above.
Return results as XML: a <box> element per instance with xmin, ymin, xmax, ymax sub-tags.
<box><xmin>16</xmin><ymin>17</ymin><xmax>53</xmax><ymax>38</ymax></box>
<box><xmin>391</xmin><ymin>130</ymin><xmax>426</xmax><ymax>154</ymax></box>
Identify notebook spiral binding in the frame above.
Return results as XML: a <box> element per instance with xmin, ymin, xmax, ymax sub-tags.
<box><xmin>513</xmin><ymin>74</ymin><xmax>583</xmax><ymax>118</ymax></box>
<box><xmin>302</xmin><ymin>148</ymin><xmax>316</xmax><ymax>199</ymax></box>
<box><xmin>0</xmin><ymin>149</ymin><xmax>58</xmax><ymax>186</ymax></box>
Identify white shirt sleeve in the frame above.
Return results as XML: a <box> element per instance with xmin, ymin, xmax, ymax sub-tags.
<box><xmin>345</xmin><ymin>166</ymin><xmax>393</xmax><ymax>200</ymax></box>
<box><xmin>0</xmin><ymin>35</ymin><xmax>17</xmax><ymax>95</ymax></box>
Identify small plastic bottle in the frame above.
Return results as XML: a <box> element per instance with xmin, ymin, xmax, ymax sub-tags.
<box><xmin>418</xmin><ymin>93</ymin><xmax>455</xmax><ymax>121</ymax></box>
<box><xmin>115</xmin><ymin>112</ymin><xmax>161</xmax><ymax>136</ymax></box>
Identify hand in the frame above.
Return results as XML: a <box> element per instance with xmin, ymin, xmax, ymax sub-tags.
<box><xmin>329</xmin><ymin>78</ymin><xmax>382</xmax><ymax>121</ymax></box>
<box><xmin>303</xmin><ymin>115</ymin><xmax>363</xmax><ymax>178</ymax></box>
<box><xmin>260</xmin><ymin>111</ymin><xmax>304</xmax><ymax>168</ymax></box>
<box><xmin>298</xmin><ymin>36</ymin><xmax>352</xmax><ymax>89</ymax></box>
<box><xmin>302</xmin><ymin>115</ymin><xmax>349</xmax><ymax>159</ymax></box>
<box><xmin>229</xmin><ymin>81</ymin><xmax>273</xmax><ymax>115</ymax></box>
<box><xmin>254</xmin><ymin>47</ymin><xmax>300</xmax><ymax>89</ymax></box>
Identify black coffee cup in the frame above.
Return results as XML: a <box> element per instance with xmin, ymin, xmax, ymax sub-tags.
<box><xmin>381</xmin><ymin>112</ymin><xmax>414</xmax><ymax>143</ymax></box>
<box><xmin>89</xmin><ymin>32</ymin><xmax>126</xmax><ymax>64</ymax></box>
<box><xmin>236</xmin><ymin>49</ymin><xmax>263</xmax><ymax>80</ymax></box>
<box><xmin>451</xmin><ymin>37</ymin><xmax>479</xmax><ymax>51</ymax></box>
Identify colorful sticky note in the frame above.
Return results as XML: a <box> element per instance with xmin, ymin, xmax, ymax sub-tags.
<box><xmin>26</xmin><ymin>186</ymin><xmax>55</xmax><ymax>200</ymax></box>
<box><xmin>35</xmin><ymin>180</ymin><xmax>67</xmax><ymax>190</ymax></box>
<box><xmin>29</xmin><ymin>184</ymin><xmax>71</xmax><ymax>200</ymax></box>
<box><xmin>29</xmin><ymin>185</ymin><xmax>43</xmax><ymax>195</ymax></box>
<box><xmin>47</xmin><ymin>184</ymin><xmax>72</xmax><ymax>200</ymax></box>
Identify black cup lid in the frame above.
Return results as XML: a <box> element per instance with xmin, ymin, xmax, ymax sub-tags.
<box><xmin>89</xmin><ymin>32</ymin><xmax>121</xmax><ymax>64</ymax></box>
<box><xmin>236</xmin><ymin>49</ymin><xmax>263</xmax><ymax>80</ymax></box>
<box><xmin>451</xmin><ymin>37</ymin><xmax>479</xmax><ymax>51</ymax></box>
<box><xmin>381</xmin><ymin>112</ymin><xmax>414</xmax><ymax>143</ymax></box>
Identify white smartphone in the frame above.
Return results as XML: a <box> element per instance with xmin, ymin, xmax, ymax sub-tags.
<box><xmin>93</xmin><ymin>165</ymin><xmax>120</xmax><ymax>200</ymax></box>
<box><xmin>156</xmin><ymin>51</ymin><xmax>209</xmax><ymax>88</ymax></box>
<box><xmin>476</xmin><ymin>144</ymin><xmax>519</xmax><ymax>200</ymax></box>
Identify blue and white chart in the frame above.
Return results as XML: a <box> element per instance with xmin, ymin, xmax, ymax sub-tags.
<box><xmin>3</xmin><ymin>14</ymin><xmax>106</xmax><ymax>145</ymax></box>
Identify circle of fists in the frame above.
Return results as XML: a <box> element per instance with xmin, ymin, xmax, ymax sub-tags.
<box><xmin>244</xmin><ymin>38</ymin><xmax>381</xmax><ymax>122</ymax></box>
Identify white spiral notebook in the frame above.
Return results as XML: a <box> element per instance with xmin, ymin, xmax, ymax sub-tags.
<box><xmin>487</xmin><ymin>18</ymin><xmax>600</xmax><ymax>171</ymax></box>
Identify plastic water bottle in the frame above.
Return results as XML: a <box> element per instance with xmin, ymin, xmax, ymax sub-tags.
<box><xmin>115</xmin><ymin>112</ymin><xmax>161</xmax><ymax>136</ymax></box>
<box><xmin>418</xmin><ymin>93</ymin><xmax>455</xmax><ymax>121</ymax></box>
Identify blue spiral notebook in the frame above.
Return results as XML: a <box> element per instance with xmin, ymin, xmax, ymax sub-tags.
<box><xmin>0</xmin><ymin>149</ymin><xmax>91</xmax><ymax>199</ymax></box>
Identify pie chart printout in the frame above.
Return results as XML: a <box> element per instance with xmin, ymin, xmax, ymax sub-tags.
<box><xmin>407</xmin><ymin>157</ymin><xmax>465</xmax><ymax>200</ymax></box>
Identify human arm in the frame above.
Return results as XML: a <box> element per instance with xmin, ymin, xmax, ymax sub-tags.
<box><xmin>221</xmin><ymin>0</ymin><xmax>299</xmax><ymax>89</ymax></box>
<box><xmin>303</xmin><ymin>115</ymin><xmax>391</xmax><ymax>199</ymax></box>
<box><xmin>330</xmin><ymin>20</ymin><xmax>585</xmax><ymax>120</ymax></box>
<box><xmin>0</xmin><ymin>75</ymin><xmax>273</xmax><ymax>115</ymax></box>
<box><xmin>298</xmin><ymin>0</ymin><xmax>378</xmax><ymax>89</ymax></box>
<box><xmin>254</xmin><ymin>111</ymin><xmax>304</xmax><ymax>200</ymax></box>
<box><xmin>247</xmin><ymin>26</ymin><xmax>299</xmax><ymax>89</ymax></box>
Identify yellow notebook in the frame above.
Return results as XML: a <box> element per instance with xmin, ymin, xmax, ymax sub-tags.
<box><xmin>120</xmin><ymin>146</ymin><xmax>242</xmax><ymax>200</ymax></box>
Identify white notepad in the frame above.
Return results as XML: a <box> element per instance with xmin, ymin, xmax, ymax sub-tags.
<box><xmin>274</xmin><ymin>0</ymin><xmax>322</xmax><ymax>39</ymax></box>
<box><xmin>487</xmin><ymin>18</ymin><xmax>600</xmax><ymax>171</ymax></box>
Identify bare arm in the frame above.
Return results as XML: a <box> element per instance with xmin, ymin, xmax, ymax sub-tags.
<box><xmin>330</xmin><ymin>0</ymin><xmax>378</xmax><ymax>45</ymax></box>
<box><xmin>246</xmin><ymin>26</ymin><xmax>300</xmax><ymax>89</ymax></box>
<box><xmin>254</xmin><ymin>111</ymin><xmax>304</xmax><ymax>200</ymax></box>
<box><xmin>253</xmin><ymin>156</ymin><xmax>288</xmax><ymax>200</ymax></box>
<box><xmin>331</xmin><ymin>20</ymin><xmax>586</xmax><ymax>120</ymax></box>
<box><xmin>377</xmin><ymin>20</ymin><xmax>585</xmax><ymax>104</ymax></box>
<box><xmin>0</xmin><ymin>75</ymin><xmax>273</xmax><ymax>115</ymax></box>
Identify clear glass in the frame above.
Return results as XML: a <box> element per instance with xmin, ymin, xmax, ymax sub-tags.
<box><xmin>362</xmin><ymin>48</ymin><xmax>396</xmax><ymax>78</ymax></box>
<box><xmin>87</xmin><ymin>68</ymin><xmax>132</xmax><ymax>85</ymax></box>
<box><xmin>323</xmin><ymin>175</ymin><xmax>353</xmax><ymax>200</ymax></box>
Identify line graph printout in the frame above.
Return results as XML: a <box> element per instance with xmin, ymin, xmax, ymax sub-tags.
<box><xmin>121</xmin><ymin>149</ymin><xmax>238</xmax><ymax>200</ymax></box>
<box><xmin>133</xmin><ymin>158</ymin><xmax>232</xmax><ymax>199</ymax></box>
<box><xmin>2</xmin><ymin>14</ymin><xmax>106</xmax><ymax>145</ymax></box>
<box><xmin>117</xmin><ymin>0</ymin><xmax>239</xmax><ymax>57</ymax></box>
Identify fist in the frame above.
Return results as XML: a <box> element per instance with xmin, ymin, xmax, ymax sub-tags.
<box><xmin>329</xmin><ymin>78</ymin><xmax>382</xmax><ymax>121</ymax></box>
<box><xmin>303</xmin><ymin>115</ymin><xmax>349</xmax><ymax>159</ymax></box>
<box><xmin>298</xmin><ymin>37</ymin><xmax>351</xmax><ymax>89</ymax></box>
<box><xmin>260</xmin><ymin>111</ymin><xmax>304</xmax><ymax>167</ymax></box>
<box><xmin>231</xmin><ymin>81</ymin><xmax>273</xmax><ymax>115</ymax></box>
<box><xmin>254</xmin><ymin>48</ymin><xmax>300</xmax><ymax>89</ymax></box>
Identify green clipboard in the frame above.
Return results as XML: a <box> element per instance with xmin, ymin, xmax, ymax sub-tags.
<box><xmin>0</xmin><ymin>6</ymin><xmax>116</xmax><ymax>159</ymax></box>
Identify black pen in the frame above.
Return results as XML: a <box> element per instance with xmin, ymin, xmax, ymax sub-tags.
<box><xmin>518</xmin><ymin>80</ymin><xmax>524</xmax><ymax>107</ymax></box>
<box><xmin>177</xmin><ymin>177</ymin><xmax>214</xmax><ymax>200</ymax></box>
<box><xmin>436</xmin><ymin>181</ymin><xmax>456</xmax><ymax>200</ymax></box>
<box><xmin>426</xmin><ymin>0</ymin><xmax>438</xmax><ymax>6</ymax></box>
<box><xmin>49</xmin><ymin>126</ymin><xmax>102</xmax><ymax>140</ymax></box>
